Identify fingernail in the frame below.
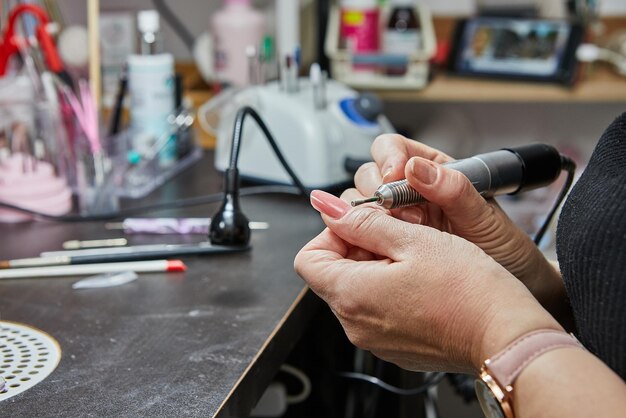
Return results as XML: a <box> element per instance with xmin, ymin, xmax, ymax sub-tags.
<box><xmin>382</xmin><ymin>167</ymin><xmax>393</xmax><ymax>183</ymax></box>
<box><xmin>310</xmin><ymin>190</ymin><xmax>350</xmax><ymax>219</ymax></box>
<box><xmin>411</xmin><ymin>158</ymin><xmax>438</xmax><ymax>185</ymax></box>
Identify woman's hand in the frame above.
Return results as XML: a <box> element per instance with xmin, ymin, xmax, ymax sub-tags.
<box><xmin>295</xmin><ymin>191</ymin><xmax>562</xmax><ymax>373</ymax></box>
<box><xmin>352</xmin><ymin>134</ymin><xmax>568</xmax><ymax>318</ymax></box>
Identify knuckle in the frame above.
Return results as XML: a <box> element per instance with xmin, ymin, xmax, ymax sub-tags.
<box><xmin>334</xmin><ymin>288</ymin><xmax>360</xmax><ymax>321</ymax></box>
<box><xmin>444</xmin><ymin>169</ymin><xmax>476</xmax><ymax>201</ymax></box>
<box><xmin>293</xmin><ymin>251</ymin><xmax>306</xmax><ymax>276</ymax></box>
<box><xmin>344</xmin><ymin>327</ymin><xmax>368</xmax><ymax>349</ymax></box>
<box><xmin>348</xmin><ymin>208</ymin><xmax>382</xmax><ymax>237</ymax></box>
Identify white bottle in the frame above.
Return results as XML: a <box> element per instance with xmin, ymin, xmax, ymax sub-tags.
<box><xmin>127</xmin><ymin>10</ymin><xmax>175</xmax><ymax>164</ymax></box>
<box><xmin>211</xmin><ymin>0</ymin><xmax>265</xmax><ymax>87</ymax></box>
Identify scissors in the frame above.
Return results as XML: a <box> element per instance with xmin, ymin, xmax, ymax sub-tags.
<box><xmin>0</xmin><ymin>4</ymin><xmax>64</xmax><ymax>78</ymax></box>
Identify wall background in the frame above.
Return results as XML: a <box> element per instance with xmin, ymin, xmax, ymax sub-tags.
<box><xmin>58</xmin><ymin>0</ymin><xmax>626</xmax><ymax>61</ymax></box>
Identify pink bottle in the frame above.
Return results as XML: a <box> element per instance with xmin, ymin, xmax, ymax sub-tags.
<box><xmin>211</xmin><ymin>0</ymin><xmax>265</xmax><ymax>87</ymax></box>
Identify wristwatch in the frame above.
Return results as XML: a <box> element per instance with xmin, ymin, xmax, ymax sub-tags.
<box><xmin>475</xmin><ymin>329</ymin><xmax>584</xmax><ymax>418</ymax></box>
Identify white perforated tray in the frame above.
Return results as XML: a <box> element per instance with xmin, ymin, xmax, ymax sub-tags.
<box><xmin>0</xmin><ymin>320</ymin><xmax>61</xmax><ymax>401</ymax></box>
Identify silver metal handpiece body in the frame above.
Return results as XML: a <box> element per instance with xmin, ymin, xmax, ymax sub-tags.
<box><xmin>374</xmin><ymin>150</ymin><xmax>525</xmax><ymax>209</ymax></box>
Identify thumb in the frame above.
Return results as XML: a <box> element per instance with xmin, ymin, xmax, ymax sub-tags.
<box><xmin>310</xmin><ymin>190</ymin><xmax>421</xmax><ymax>260</ymax></box>
<box><xmin>405</xmin><ymin>156</ymin><xmax>492</xmax><ymax>225</ymax></box>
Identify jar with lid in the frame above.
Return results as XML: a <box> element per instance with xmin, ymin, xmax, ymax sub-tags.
<box><xmin>383</xmin><ymin>0</ymin><xmax>421</xmax><ymax>75</ymax></box>
<box><xmin>339</xmin><ymin>0</ymin><xmax>380</xmax><ymax>55</ymax></box>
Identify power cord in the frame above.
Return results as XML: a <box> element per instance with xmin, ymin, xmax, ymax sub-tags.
<box><xmin>228</xmin><ymin>106</ymin><xmax>309</xmax><ymax>196</ymax></box>
<box><xmin>0</xmin><ymin>106</ymin><xmax>311</xmax><ymax>223</ymax></box>
<box><xmin>0</xmin><ymin>185</ymin><xmax>303</xmax><ymax>222</ymax></box>
<box><xmin>208</xmin><ymin>106</ymin><xmax>309</xmax><ymax>245</ymax></box>
<box><xmin>533</xmin><ymin>154</ymin><xmax>576</xmax><ymax>245</ymax></box>
<box><xmin>339</xmin><ymin>371</ymin><xmax>446</xmax><ymax>396</ymax></box>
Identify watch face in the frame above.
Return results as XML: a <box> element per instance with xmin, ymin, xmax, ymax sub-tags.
<box><xmin>475</xmin><ymin>379</ymin><xmax>507</xmax><ymax>418</ymax></box>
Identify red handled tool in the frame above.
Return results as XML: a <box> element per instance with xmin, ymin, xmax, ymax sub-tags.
<box><xmin>0</xmin><ymin>4</ymin><xmax>65</xmax><ymax>79</ymax></box>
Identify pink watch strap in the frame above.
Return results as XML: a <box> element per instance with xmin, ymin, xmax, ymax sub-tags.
<box><xmin>485</xmin><ymin>329</ymin><xmax>585</xmax><ymax>389</ymax></box>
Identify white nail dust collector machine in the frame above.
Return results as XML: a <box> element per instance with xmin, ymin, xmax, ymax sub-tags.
<box><xmin>204</xmin><ymin>79</ymin><xmax>394</xmax><ymax>189</ymax></box>
<box><xmin>201</xmin><ymin>0</ymin><xmax>394</xmax><ymax>189</ymax></box>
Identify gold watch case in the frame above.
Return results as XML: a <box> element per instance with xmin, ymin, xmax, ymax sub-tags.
<box><xmin>475</xmin><ymin>368</ymin><xmax>514</xmax><ymax>418</ymax></box>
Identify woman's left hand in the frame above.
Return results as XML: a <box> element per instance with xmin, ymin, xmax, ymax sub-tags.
<box><xmin>295</xmin><ymin>190</ymin><xmax>563</xmax><ymax>373</ymax></box>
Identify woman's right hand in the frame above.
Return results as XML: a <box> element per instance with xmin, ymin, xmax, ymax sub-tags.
<box><xmin>353</xmin><ymin>134</ymin><xmax>567</xmax><ymax>314</ymax></box>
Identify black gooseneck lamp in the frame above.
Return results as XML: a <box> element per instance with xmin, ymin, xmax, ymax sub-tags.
<box><xmin>208</xmin><ymin>165</ymin><xmax>251</xmax><ymax>246</ymax></box>
<box><xmin>208</xmin><ymin>106</ymin><xmax>309</xmax><ymax>246</ymax></box>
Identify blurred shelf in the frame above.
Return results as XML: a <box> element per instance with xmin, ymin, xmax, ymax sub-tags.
<box><xmin>175</xmin><ymin>62</ymin><xmax>216</xmax><ymax>149</ymax></box>
<box><xmin>376</xmin><ymin>16</ymin><xmax>626</xmax><ymax>103</ymax></box>
<box><xmin>375</xmin><ymin>67</ymin><xmax>626</xmax><ymax>103</ymax></box>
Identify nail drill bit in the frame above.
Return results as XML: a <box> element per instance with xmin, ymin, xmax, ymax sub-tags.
<box><xmin>351</xmin><ymin>197</ymin><xmax>378</xmax><ymax>206</ymax></box>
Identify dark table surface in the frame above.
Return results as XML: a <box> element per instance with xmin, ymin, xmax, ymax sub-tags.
<box><xmin>0</xmin><ymin>152</ymin><xmax>325</xmax><ymax>417</ymax></box>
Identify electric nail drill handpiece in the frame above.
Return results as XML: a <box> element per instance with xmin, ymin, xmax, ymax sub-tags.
<box><xmin>352</xmin><ymin>143</ymin><xmax>564</xmax><ymax>209</ymax></box>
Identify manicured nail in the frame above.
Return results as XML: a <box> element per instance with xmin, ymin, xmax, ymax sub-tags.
<box><xmin>411</xmin><ymin>158</ymin><xmax>438</xmax><ymax>185</ymax></box>
<box><xmin>310</xmin><ymin>190</ymin><xmax>350</xmax><ymax>219</ymax></box>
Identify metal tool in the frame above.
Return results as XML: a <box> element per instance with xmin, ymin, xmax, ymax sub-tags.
<box><xmin>352</xmin><ymin>144</ymin><xmax>563</xmax><ymax>209</ymax></box>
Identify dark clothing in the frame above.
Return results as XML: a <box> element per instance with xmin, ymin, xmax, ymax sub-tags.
<box><xmin>557</xmin><ymin>112</ymin><xmax>626</xmax><ymax>380</ymax></box>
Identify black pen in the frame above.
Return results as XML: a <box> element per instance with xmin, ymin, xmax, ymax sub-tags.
<box><xmin>0</xmin><ymin>243</ymin><xmax>250</xmax><ymax>269</ymax></box>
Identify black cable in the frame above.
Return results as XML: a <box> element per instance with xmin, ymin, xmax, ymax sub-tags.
<box><xmin>339</xmin><ymin>371</ymin><xmax>446</xmax><ymax>396</ymax></box>
<box><xmin>533</xmin><ymin>155</ymin><xmax>577</xmax><ymax>245</ymax></box>
<box><xmin>0</xmin><ymin>185</ymin><xmax>302</xmax><ymax>222</ymax></box>
<box><xmin>1</xmin><ymin>106</ymin><xmax>312</xmax><ymax>223</ymax></box>
<box><xmin>152</xmin><ymin>0</ymin><xmax>195</xmax><ymax>51</ymax></box>
<box><xmin>230</xmin><ymin>106</ymin><xmax>310</xmax><ymax>197</ymax></box>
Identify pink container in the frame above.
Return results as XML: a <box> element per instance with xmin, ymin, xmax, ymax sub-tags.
<box><xmin>340</xmin><ymin>0</ymin><xmax>380</xmax><ymax>53</ymax></box>
<box><xmin>0</xmin><ymin>153</ymin><xmax>72</xmax><ymax>222</ymax></box>
<box><xmin>211</xmin><ymin>0</ymin><xmax>265</xmax><ymax>87</ymax></box>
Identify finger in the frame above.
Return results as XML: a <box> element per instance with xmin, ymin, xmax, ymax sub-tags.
<box><xmin>354</xmin><ymin>162</ymin><xmax>383</xmax><ymax>197</ymax></box>
<box><xmin>295</xmin><ymin>234</ymin><xmax>391</xmax><ymax>300</ymax></box>
<box><xmin>309</xmin><ymin>190</ymin><xmax>430</xmax><ymax>260</ymax></box>
<box><xmin>299</xmin><ymin>227</ymin><xmax>350</xmax><ymax>259</ymax></box>
<box><xmin>345</xmin><ymin>245</ymin><xmax>378</xmax><ymax>261</ymax></box>
<box><xmin>404</xmin><ymin>157</ymin><xmax>492</xmax><ymax>229</ymax></box>
<box><xmin>340</xmin><ymin>189</ymin><xmax>388</xmax><ymax>215</ymax></box>
<box><xmin>371</xmin><ymin>134</ymin><xmax>453</xmax><ymax>183</ymax></box>
<box><xmin>340</xmin><ymin>188</ymin><xmax>366</xmax><ymax>203</ymax></box>
<box><xmin>393</xmin><ymin>206</ymin><xmax>426</xmax><ymax>225</ymax></box>
<box><xmin>331</xmin><ymin>209</ymin><xmax>419</xmax><ymax>260</ymax></box>
<box><xmin>317</xmin><ymin>197</ymin><xmax>379</xmax><ymax>261</ymax></box>
<box><xmin>294</xmin><ymin>228</ymin><xmax>349</xmax><ymax>300</ymax></box>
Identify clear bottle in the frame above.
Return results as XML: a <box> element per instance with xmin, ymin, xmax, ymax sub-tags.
<box><xmin>127</xmin><ymin>10</ymin><xmax>175</xmax><ymax>165</ymax></box>
<box><xmin>211</xmin><ymin>0</ymin><xmax>265</xmax><ymax>87</ymax></box>
<box><xmin>383</xmin><ymin>0</ymin><xmax>421</xmax><ymax>75</ymax></box>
